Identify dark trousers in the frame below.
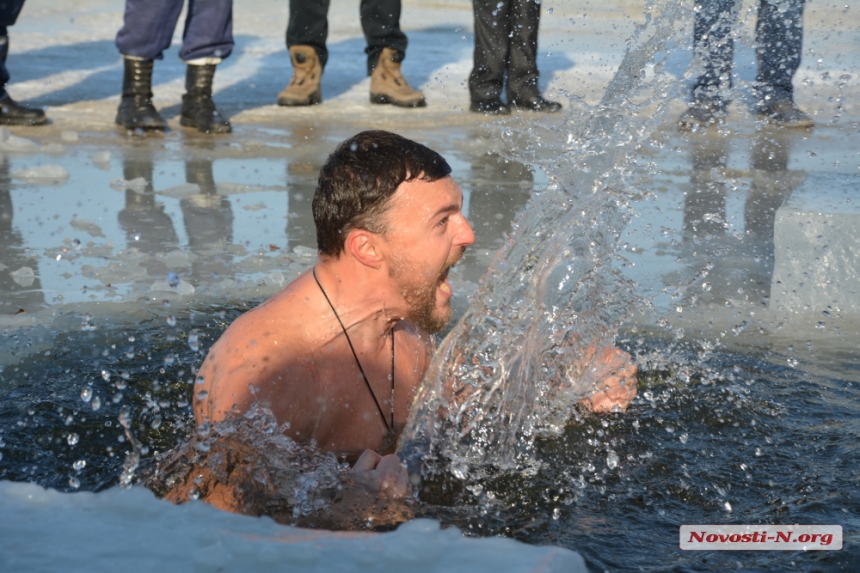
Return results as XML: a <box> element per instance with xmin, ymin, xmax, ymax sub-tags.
<box><xmin>0</xmin><ymin>0</ymin><xmax>26</xmax><ymax>99</ymax></box>
<box><xmin>692</xmin><ymin>0</ymin><xmax>805</xmax><ymax>106</ymax></box>
<box><xmin>469</xmin><ymin>0</ymin><xmax>541</xmax><ymax>103</ymax></box>
<box><xmin>287</xmin><ymin>0</ymin><xmax>408</xmax><ymax>75</ymax></box>
<box><xmin>116</xmin><ymin>0</ymin><xmax>234</xmax><ymax>62</ymax></box>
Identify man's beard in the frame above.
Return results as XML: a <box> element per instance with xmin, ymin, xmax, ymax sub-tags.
<box><xmin>390</xmin><ymin>246</ymin><xmax>465</xmax><ymax>334</ymax></box>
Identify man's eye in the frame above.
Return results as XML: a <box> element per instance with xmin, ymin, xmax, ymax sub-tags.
<box><xmin>437</xmin><ymin>217</ymin><xmax>449</xmax><ymax>227</ymax></box>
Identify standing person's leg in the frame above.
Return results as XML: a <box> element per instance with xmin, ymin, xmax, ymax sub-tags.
<box><xmin>0</xmin><ymin>0</ymin><xmax>47</xmax><ymax>125</ymax></box>
<box><xmin>507</xmin><ymin>0</ymin><xmax>560</xmax><ymax>112</ymax></box>
<box><xmin>115</xmin><ymin>0</ymin><xmax>184</xmax><ymax>130</ymax></box>
<box><xmin>680</xmin><ymin>0</ymin><xmax>737</xmax><ymax>127</ymax></box>
<box><xmin>278</xmin><ymin>0</ymin><xmax>328</xmax><ymax>106</ymax></box>
<box><xmin>364</xmin><ymin>0</ymin><xmax>425</xmax><ymax>107</ymax></box>
<box><xmin>469</xmin><ymin>0</ymin><xmax>510</xmax><ymax>114</ymax></box>
<box><xmin>754</xmin><ymin>0</ymin><xmax>810</xmax><ymax>125</ymax></box>
<box><xmin>179</xmin><ymin>0</ymin><xmax>233</xmax><ymax>133</ymax></box>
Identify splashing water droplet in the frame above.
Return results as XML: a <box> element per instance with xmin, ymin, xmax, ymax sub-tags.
<box><xmin>101</xmin><ymin>370</ymin><xmax>110</xmax><ymax>382</ymax></box>
<box><xmin>166</xmin><ymin>316</ymin><xmax>177</xmax><ymax>327</ymax></box>
<box><xmin>724</xmin><ymin>501</ymin><xmax>732</xmax><ymax>512</ymax></box>
<box><xmin>69</xmin><ymin>477</ymin><xmax>80</xmax><ymax>489</ymax></box>
<box><xmin>188</xmin><ymin>332</ymin><xmax>200</xmax><ymax>352</ymax></box>
<box><xmin>195</xmin><ymin>375</ymin><xmax>205</xmax><ymax>385</ymax></box>
<box><xmin>81</xmin><ymin>314</ymin><xmax>96</xmax><ymax>331</ymax></box>
<box><xmin>73</xmin><ymin>460</ymin><xmax>86</xmax><ymax>471</ymax></box>
<box><xmin>91</xmin><ymin>396</ymin><xmax>101</xmax><ymax>412</ymax></box>
<box><xmin>679</xmin><ymin>433</ymin><xmax>689</xmax><ymax>444</ymax></box>
<box><xmin>67</xmin><ymin>433</ymin><xmax>79</xmax><ymax>446</ymax></box>
<box><xmin>606</xmin><ymin>450</ymin><xmax>619</xmax><ymax>469</ymax></box>
<box><xmin>118</xmin><ymin>407</ymin><xmax>132</xmax><ymax>429</ymax></box>
<box><xmin>80</xmin><ymin>387</ymin><xmax>93</xmax><ymax>403</ymax></box>
<box><xmin>151</xmin><ymin>415</ymin><xmax>162</xmax><ymax>430</ymax></box>
<box><xmin>168</xmin><ymin>271</ymin><xmax>180</xmax><ymax>289</ymax></box>
<box><xmin>196</xmin><ymin>390</ymin><xmax>209</xmax><ymax>402</ymax></box>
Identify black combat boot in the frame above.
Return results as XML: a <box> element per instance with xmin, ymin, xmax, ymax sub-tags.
<box><xmin>0</xmin><ymin>96</ymin><xmax>47</xmax><ymax>126</ymax></box>
<box><xmin>115</xmin><ymin>58</ymin><xmax>167</xmax><ymax>130</ymax></box>
<box><xmin>180</xmin><ymin>64</ymin><xmax>231</xmax><ymax>134</ymax></box>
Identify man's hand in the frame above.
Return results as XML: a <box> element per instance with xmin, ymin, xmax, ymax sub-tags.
<box><xmin>579</xmin><ymin>346</ymin><xmax>638</xmax><ymax>413</ymax></box>
<box><xmin>352</xmin><ymin>450</ymin><xmax>411</xmax><ymax>499</ymax></box>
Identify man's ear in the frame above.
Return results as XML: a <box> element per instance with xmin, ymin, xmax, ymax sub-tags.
<box><xmin>345</xmin><ymin>229</ymin><xmax>384</xmax><ymax>269</ymax></box>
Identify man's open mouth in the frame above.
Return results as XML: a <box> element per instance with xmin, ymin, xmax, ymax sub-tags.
<box><xmin>438</xmin><ymin>247</ymin><xmax>465</xmax><ymax>297</ymax></box>
<box><xmin>439</xmin><ymin>271</ymin><xmax>452</xmax><ymax>295</ymax></box>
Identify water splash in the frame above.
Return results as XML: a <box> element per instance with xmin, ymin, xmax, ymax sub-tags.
<box><xmin>142</xmin><ymin>406</ymin><xmax>413</xmax><ymax>529</ymax></box>
<box><xmin>399</xmin><ymin>0</ymin><xmax>690</xmax><ymax>476</ymax></box>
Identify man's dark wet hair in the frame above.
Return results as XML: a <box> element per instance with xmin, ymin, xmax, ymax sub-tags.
<box><xmin>313</xmin><ymin>130</ymin><xmax>452</xmax><ymax>258</ymax></box>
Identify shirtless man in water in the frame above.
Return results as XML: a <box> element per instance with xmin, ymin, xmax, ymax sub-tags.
<box><xmin>194</xmin><ymin>130</ymin><xmax>637</xmax><ymax>497</ymax></box>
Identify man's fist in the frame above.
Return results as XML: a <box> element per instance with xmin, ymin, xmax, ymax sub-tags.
<box><xmin>579</xmin><ymin>346</ymin><xmax>638</xmax><ymax>413</ymax></box>
<box><xmin>352</xmin><ymin>450</ymin><xmax>411</xmax><ymax>499</ymax></box>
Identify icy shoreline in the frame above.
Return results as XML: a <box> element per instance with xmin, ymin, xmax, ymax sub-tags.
<box><xmin>0</xmin><ymin>480</ymin><xmax>586</xmax><ymax>572</ymax></box>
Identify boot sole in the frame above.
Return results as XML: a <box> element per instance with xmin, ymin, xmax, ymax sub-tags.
<box><xmin>370</xmin><ymin>93</ymin><xmax>427</xmax><ymax>108</ymax></box>
<box><xmin>277</xmin><ymin>90</ymin><xmax>322</xmax><ymax>106</ymax></box>
<box><xmin>114</xmin><ymin>114</ymin><xmax>167</xmax><ymax>131</ymax></box>
<box><xmin>180</xmin><ymin>115</ymin><xmax>232</xmax><ymax>134</ymax></box>
<box><xmin>0</xmin><ymin>116</ymin><xmax>48</xmax><ymax>126</ymax></box>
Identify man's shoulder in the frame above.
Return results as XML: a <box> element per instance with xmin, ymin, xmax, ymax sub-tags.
<box><xmin>219</xmin><ymin>274</ymin><xmax>321</xmax><ymax>349</ymax></box>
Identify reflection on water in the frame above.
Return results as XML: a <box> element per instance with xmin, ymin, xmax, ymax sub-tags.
<box><xmin>681</xmin><ymin>129</ymin><xmax>804</xmax><ymax>310</ymax></box>
<box><xmin>117</xmin><ymin>148</ymin><xmax>181</xmax><ymax>279</ymax></box>
<box><xmin>0</xmin><ymin>154</ymin><xmax>45</xmax><ymax>314</ymax></box>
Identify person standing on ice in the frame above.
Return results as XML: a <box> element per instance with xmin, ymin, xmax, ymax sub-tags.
<box><xmin>0</xmin><ymin>0</ymin><xmax>46</xmax><ymax>125</ymax></box>
<box><xmin>468</xmin><ymin>0</ymin><xmax>561</xmax><ymax>115</ymax></box>
<box><xmin>276</xmin><ymin>0</ymin><xmax>426</xmax><ymax>108</ymax></box>
<box><xmin>680</xmin><ymin>0</ymin><xmax>812</xmax><ymax>128</ymax></box>
<box><xmin>193</xmin><ymin>130</ymin><xmax>637</xmax><ymax>498</ymax></box>
<box><xmin>115</xmin><ymin>0</ymin><xmax>233</xmax><ymax>134</ymax></box>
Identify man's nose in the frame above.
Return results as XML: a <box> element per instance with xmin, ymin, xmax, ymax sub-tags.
<box><xmin>456</xmin><ymin>215</ymin><xmax>476</xmax><ymax>247</ymax></box>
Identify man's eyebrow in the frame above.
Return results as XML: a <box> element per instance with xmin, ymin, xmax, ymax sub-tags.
<box><xmin>430</xmin><ymin>203</ymin><xmax>460</xmax><ymax>220</ymax></box>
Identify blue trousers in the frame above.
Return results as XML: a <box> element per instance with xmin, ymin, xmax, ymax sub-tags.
<box><xmin>116</xmin><ymin>0</ymin><xmax>234</xmax><ymax>61</ymax></box>
<box><xmin>0</xmin><ymin>0</ymin><xmax>26</xmax><ymax>99</ymax></box>
<box><xmin>692</xmin><ymin>0</ymin><xmax>805</xmax><ymax>106</ymax></box>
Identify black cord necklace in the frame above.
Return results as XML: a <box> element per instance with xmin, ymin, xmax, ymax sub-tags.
<box><xmin>312</xmin><ymin>267</ymin><xmax>394</xmax><ymax>433</ymax></box>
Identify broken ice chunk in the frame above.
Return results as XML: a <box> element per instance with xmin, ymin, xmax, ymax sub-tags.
<box><xmin>12</xmin><ymin>165</ymin><xmax>69</xmax><ymax>183</ymax></box>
